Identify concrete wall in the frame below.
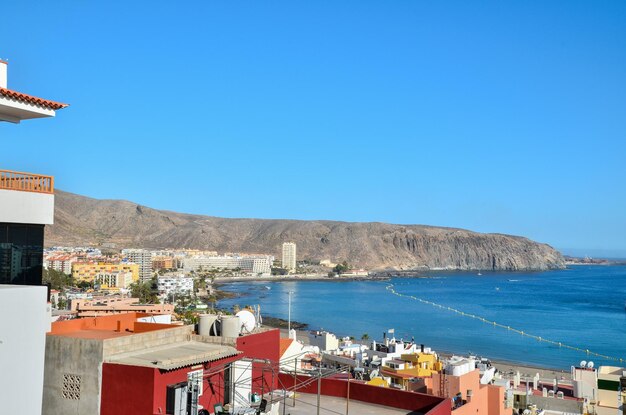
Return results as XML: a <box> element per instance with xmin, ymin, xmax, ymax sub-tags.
<box><xmin>42</xmin><ymin>336</ymin><xmax>104</xmax><ymax>415</ymax></box>
<box><xmin>102</xmin><ymin>325</ymin><xmax>192</xmax><ymax>357</ymax></box>
<box><xmin>0</xmin><ymin>189</ymin><xmax>54</xmax><ymax>224</ymax></box>
<box><xmin>0</xmin><ymin>285</ymin><xmax>48</xmax><ymax>415</ymax></box>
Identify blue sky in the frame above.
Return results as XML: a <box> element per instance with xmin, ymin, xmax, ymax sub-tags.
<box><xmin>1</xmin><ymin>1</ymin><xmax>625</xmax><ymax>255</ymax></box>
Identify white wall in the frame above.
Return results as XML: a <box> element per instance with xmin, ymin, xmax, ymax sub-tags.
<box><xmin>0</xmin><ymin>285</ymin><xmax>49</xmax><ymax>414</ymax></box>
<box><xmin>0</xmin><ymin>189</ymin><xmax>54</xmax><ymax>224</ymax></box>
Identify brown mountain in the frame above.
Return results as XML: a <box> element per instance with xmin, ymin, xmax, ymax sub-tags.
<box><xmin>46</xmin><ymin>190</ymin><xmax>565</xmax><ymax>271</ymax></box>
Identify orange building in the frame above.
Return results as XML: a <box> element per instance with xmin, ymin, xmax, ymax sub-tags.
<box><xmin>428</xmin><ymin>357</ymin><xmax>511</xmax><ymax>415</ymax></box>
<box><xmin>151</xmin><ymin>256</ymin><xmax>174</xmax><ymax>270</ymax></box>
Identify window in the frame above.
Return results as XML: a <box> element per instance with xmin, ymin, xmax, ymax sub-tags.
<box><xmin>0</xmin><ymin>223</ymin><xmax>44</xmax><ymax>285</ymax></box>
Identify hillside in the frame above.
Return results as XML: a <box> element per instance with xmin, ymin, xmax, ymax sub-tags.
<box><xmin>46</xmin><ymin>190</ymin><xmax>565</xmax><ymax>271</ymax></box>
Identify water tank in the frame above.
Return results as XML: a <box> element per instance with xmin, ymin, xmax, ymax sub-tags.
<box><xmin>198</xmin><ymin>314</ymin><xmax>218</xmax><ymax>336</ymax></box>
<box><xmin>221</xmin><ymin>316</ymin><xmax>241</xmax><ymax>338</ymax></box>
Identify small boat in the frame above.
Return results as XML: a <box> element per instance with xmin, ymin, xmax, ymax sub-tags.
<box><xmin>477</xmin><ymin>272</ymin><xmax>482</xmax><ymax>276</ymax></box>
<box><xmin>265</xmin><ymin>286</ymin><xmax>271</xmax><ymax>290</ymax></box>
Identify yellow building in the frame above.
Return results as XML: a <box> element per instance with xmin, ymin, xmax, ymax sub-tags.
<box><xmin>380</xmin><ymin>352</ymin><xmax>443</xmax><ymax>390</ymax></box>
<box><xmin>72</xmin><ymin>262</ymin><xmax>139</xmax><ymax>283</ymax></box>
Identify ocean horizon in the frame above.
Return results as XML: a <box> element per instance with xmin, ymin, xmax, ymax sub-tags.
<box><xmin>217</xmin><ymin>265</ymin><xmax>626</xmax><ymax>370</ymax></box>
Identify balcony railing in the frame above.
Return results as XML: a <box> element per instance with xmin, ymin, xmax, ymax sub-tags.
<box><xmin>0</xmin><ymin>169</ymin><xmax>54</xmax><ymax>194</ymax></box>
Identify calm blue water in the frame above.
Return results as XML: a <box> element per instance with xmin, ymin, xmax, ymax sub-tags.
<box><xmin>218</xmin><ymin>266</ymin><xmax>626</xmax><ymax>369</ymax></box>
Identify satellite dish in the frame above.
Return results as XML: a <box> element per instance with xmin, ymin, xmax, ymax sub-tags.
<box><xmin>580</xmin><ymin>361</ymin><xmax>587</xmax><ymax>368</ymax></box>
<box><xmin>236</xmin><ymin>310</ymin><xmax>256</xmax><ymax>333</ymax></box>
<box><xmin>587</xmin><ymin>361</ymin><xmax>594</xmax><ymax>369</ymax></box>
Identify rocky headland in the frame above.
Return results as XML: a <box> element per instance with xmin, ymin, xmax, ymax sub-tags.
<box><xmin>47</xmin><ymin>190</ymin><xmax>565</xmax><ymax>271</ymax></box>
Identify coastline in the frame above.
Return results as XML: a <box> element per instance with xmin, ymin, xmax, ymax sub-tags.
<box><xmin>215</xmin><ymin>266</ymin><xmax>625</xmax><ymax>373</ymax></box>
<box><xmin>271</xmin><ymin>327</ymin><xmax>571</xmax><ymax>381</ymax></box>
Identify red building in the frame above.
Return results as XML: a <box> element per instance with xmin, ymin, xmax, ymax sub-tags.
<box><xmin>43</xmin><ymin>312</ymin><xmax>280</xmax><ymax>415</ymax></box>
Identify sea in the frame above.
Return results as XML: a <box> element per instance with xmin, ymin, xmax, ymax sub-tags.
<box><xmin>217</xmin><ymin>265</ymin><xmax>626</xmax><ymax>370</ymax></box>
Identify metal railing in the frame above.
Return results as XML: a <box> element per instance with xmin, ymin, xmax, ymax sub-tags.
<box><xmin>0</xmin><ymin>169</ymin><xmax>54</xmax><ymax>194</ymax></box>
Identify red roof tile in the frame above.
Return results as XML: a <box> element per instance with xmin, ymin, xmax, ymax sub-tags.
<box><xmin>0</xmin><ymin>87</ymin><xmax>68</xmax><ymax>110</ymax></box>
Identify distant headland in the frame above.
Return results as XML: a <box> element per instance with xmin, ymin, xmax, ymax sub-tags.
<box><xmin>47</xmin><ymin>189</ymin><xmax>565</xmax><ymax>272</ymax></box>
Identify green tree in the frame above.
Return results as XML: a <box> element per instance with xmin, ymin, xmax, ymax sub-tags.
<box><xmin>333</xmin><ymin>261</ymin><xmax>350</xmax><ymax>275</ymax></box>
<box><xmin>361</xmin><ymin>333</ymin><xmax>370</xmax><ymax>341</ymax></box>
<box><xmin>42</xmin><ymin>268</ymin><xmax>73</xmax><ymax>290</ymax></box>
<box><xmin>130</xmin><ymin>277</ymin><xmax>159</xmax><ymax>304</ymax></box>
<box><xmin>76</xmin><ymin>280</ymin><xmax>93</xmax><ymax>290</ymax></box>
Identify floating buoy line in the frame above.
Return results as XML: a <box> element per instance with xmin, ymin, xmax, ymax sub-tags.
<box><xmin>385</xmin><ymin>283</ymin><xmax>625</xmax><ymax>364</ymax></box>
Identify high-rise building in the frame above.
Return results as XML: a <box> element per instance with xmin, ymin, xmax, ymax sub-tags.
<box><xmin>0</xmin><ymin>59</ymin><xmax>67</xmax><ymax>415</ymax></box>
<box><xmin>282</xmin><ymin>242</ymin><xmax>297</xmax><ymax>272</ymax></box>
<box><xmin>123</xmin><ymin>249</ymin><xmax>153</xmax><ymax>282</ymax></box>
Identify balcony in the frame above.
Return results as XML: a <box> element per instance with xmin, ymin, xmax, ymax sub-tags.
<box><xmin>0</xmin><ymin>169</ymin><xmax>54</xmax><ymax>194</ymax></box>
<box><xmin>0</xmin><ymin>169</ymin><xmax>55</xmax><ymax>225</ymax></box>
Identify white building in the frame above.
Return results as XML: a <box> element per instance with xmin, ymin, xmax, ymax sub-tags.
<box><xmin>0</xmin><ymin>59</ymin><xmax>67</xmax><ymax>415</ymax></box>
<box><xmin>123</xmin><ymin>249</ymin><xmax>152</xmax><ymax>282</ymax></box>
<box><xmin>158</xmin><ymin>274</ymin><xmax>194</xmax><ymax>297</ymax></box>
<box><xmin>94</xmin><ymin>270</ymin><xmax>134</xmax><ymax>290</ymax></box>
<box><xmin>282</xmin><ymin>242</ymin><xmax>296</xmax><ymax>271</ymax></box>
<box><xmin>184</xmin><ymin>255</ymin><xmax>273</xmax><ymax>276</ymax></box>
<box><xmin>44</xmin><ymin>254</ymin><xmax>79</xmax><ymax>274</ymax></box>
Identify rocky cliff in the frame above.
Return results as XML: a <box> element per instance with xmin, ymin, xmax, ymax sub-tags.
<box><xmin>47</xmin><ymin>190</ymin><xmax>565</xmax><ymax>271</ymax></box>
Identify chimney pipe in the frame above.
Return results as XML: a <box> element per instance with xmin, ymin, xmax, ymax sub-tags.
<box><xmin>0</xmin><ymin>60</ymin><xmax>7</xmax><ymax>89</ymax></box>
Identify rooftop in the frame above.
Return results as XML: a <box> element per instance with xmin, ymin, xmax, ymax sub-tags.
<box><xmin>106</xmin><ymin>341</ymin><xmax>240</xmax><ymax>370</ymax></box>
<box><xmin>0</xmin><ymin>60</ymin><xmax>67</xmax><ymax>123</ymax></box>
<box><xmin>48</xmin><ymin>312</ymin><xmax>177</xmax><ymax>340</ymax></box>
<box><xmin>284</xmin><ymin>393</ymin><xmax>415</xmax><ymax>415</ymax></box>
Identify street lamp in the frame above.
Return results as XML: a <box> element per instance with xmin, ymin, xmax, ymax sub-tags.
<box><xmin>288</xmin><ymin>291</ymin><xmax>294</xmax><ymax>334</ymax></box>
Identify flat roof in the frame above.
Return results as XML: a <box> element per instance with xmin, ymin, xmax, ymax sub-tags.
<box><xmin>106</xmin><ymin>341</ymin><xmax>240</xmax><ymax>371</ymax></box>
<box><xmin>52</xmin><ymin>329</ymin><xmax>134</xmax><ymax>340</ymax></box>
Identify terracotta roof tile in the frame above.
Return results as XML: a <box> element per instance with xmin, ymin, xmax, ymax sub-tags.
<box><xmin>0</xmin><ymin>87</ymin><xmax>68</xmax><ymax>110</ymax></box>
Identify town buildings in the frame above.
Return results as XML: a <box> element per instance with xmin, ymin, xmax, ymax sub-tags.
<box><xmin>429</xmin><ymin>356</ymin><xmax>509</xmax><ymax>415</ymax></box>
<box><xmin>157</xmin><ymin>273</ymin><xmax>194</xmax><ymax>297</ymax></box>
<box><xmin>69</xmin><ymin>296</ymin><xmax>174</xmax><ymax>317</ymax></box>
<box><xmin>282</xmin><ymin>242</ymin><xmax>296</xmax><ymax>271</ymax></box>
<box><xmin>72</xmin><ymin>261</ymin><xmax>139</xmax><ymax>284</ymax></box>
<box><xmin>572</xmin><ymin>363</ymin><xmax>626</xmax><ymax>415</ymax></box>
<box><xmin>152</xmin><ymin>255</ymin><xmax>175</xmax><ymax>270</ymax></box>
<box><xmin>0</xmin><ymin>59</ymin><xmax>67</xmax><ymax>414</ymax></box>
<box><xmin>43</xmin><ymin>311</ymin><xmax>280</xmax><ymax>415</ymax></box>
<box><xmin>123</xmin><ymin>248</ymin><xmax>153</xmax><ymax>282</ymax></box>
<box><xmin>184</xmin><ymin>254</ymin><xmax>273</xmax><ymax>276</ymax></box>
<box><xmin>44</xmin><ymin>253</ymin><xmax>80</xmax><ymax>274</ymax></box>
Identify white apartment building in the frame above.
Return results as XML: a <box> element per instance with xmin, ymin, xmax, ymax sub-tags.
<box><xmin>94</xmin><ymin>270</ymin><xmax>134</xmax><ymax>290</ymax></box>
<box><xmin>44</xmin><ymin>254</ymin><xmax>79</xmax><ymax>274</ymax></box>
<box><xmin>123</xmin><ymin>249</ymin><xmax>152</xmax><ymax>282</ymax></box>
<box><xmin>0</xmin><ymin>59</ymin><xmax>67</xmax><ymax>415</ymax></box>
<box><xmin>157</xmin><ymin>274</ymin><xmax>194</xmax><ymax>297</ymax></box>
<box><xmin>282</xmin><ymin>242</ymin><xmax>296</xmax><ymax>271</ymax></box>
<box><xmin>183</xmin><ymin>255</ymin><xmax>273</xmax><ymax>276</ymax></box>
